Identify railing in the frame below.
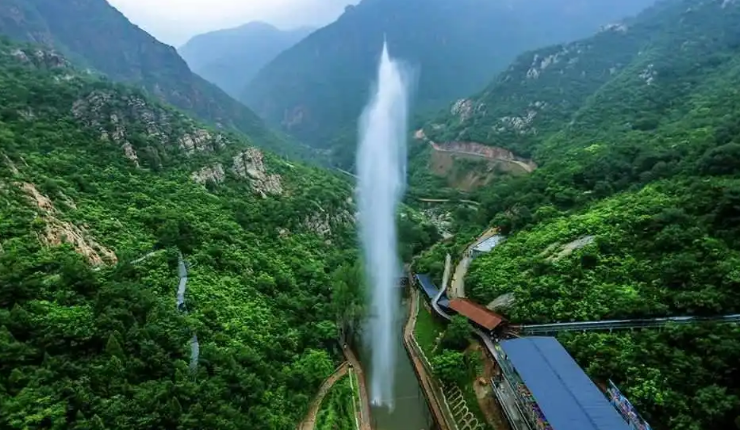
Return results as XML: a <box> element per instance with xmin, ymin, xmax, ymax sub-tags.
<box><xmin>517</xmin><ymin>314</ymin><xmax>740</xmax><ymax>335</ymax></box>
<box><xmin>348</xmin><ymin>367</ymin><xmax>361</xmax><ymax>430</ymax></box>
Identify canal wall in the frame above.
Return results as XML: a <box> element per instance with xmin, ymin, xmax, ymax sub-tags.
<box><xmin>403</xmin><ymin>287</ymin><xmax>458</xmax><ymax>430</ymax></box>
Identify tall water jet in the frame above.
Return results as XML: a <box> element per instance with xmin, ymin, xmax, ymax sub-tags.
<box><xmin>357</xmin><ymin>40</ymin><xmax>411</xmax><ymax>409</ymax></box>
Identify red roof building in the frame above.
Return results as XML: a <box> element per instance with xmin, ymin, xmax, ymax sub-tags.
<box><xmin>448</xmin><ymin>298</ymin><xmax>506</xmax><ymax>331</ymax></box>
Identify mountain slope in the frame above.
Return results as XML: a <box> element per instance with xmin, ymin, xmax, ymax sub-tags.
<box><xmin>0</xmin><ymin>0</ymin><xmax>309</xmax><ymax>159</ymax></box>
<box><xmin>242</xmin><ymin>0</ymin><xmax>656</xmax><ymax>166</ymax></box>
<box><xmin>0</xmin><ymin>37</ymin><xmax>359</xmax><ymax>429</ymax></box>
<box><xmin>179</xmin><ymin>22</ymin><xmax>314</xmax><ymax>99</ymax></box>
<box><xmin>416</xmin><ymin>0</ymin><xmax>740</xmax><ymax>428</ymax></box>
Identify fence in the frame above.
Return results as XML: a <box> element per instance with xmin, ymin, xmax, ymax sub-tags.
<box><xmin>606</xmin><ymin>380</ymin><xmax>652</xmax><ymax>430</ymax></box>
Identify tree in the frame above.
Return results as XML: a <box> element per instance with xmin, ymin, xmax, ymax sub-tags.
<box><xmin>441</xmin><ymin>315</ymin><xmax>471</xmax><ymax>351</ymax></box>
<box><xmin>105</xmin><ymin>333</ymin><xmax>124</xmax><ymax>359</ymax></box>
<box><xmin>431</xmin><ymin>350</ymin><xmax>467</xmax><ymax>384</ymax></box>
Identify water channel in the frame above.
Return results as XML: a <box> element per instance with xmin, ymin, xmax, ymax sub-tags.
<box><xmin>358</xmin><ymin>296</ymin><xmax>434</xmax><ymax>430</ymax></box>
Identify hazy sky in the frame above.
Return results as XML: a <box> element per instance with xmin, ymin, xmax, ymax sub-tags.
<box><xmin>108</xmin><ymin>0</ymin><xmax>358</xmax><ymax>47</ymax></box>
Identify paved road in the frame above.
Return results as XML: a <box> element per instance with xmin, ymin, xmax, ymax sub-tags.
<box><xmin>298</xmin><ymin>362</ymin><xmax>350</xmax><ymax>430</ymax></box>
<box><xmin>449</xmin><ymin>228</ymin><xmax>499</xmax><ymax>299</ymax></box>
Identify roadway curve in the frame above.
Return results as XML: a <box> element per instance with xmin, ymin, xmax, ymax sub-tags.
<box><xmin>449</xmin><ymin>228</ymin><xmax>501</xmax><ymax>299</ymax></box>
<box><xmin>298</xmin><ymin>362</ymin><xmax>349</xmax><ymax>430</ymax></box>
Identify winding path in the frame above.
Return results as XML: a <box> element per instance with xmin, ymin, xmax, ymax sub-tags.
<box><xmin>449</xmin><ymin>228</ymin><xmax>500</xmax><ymax>299</ymax></box>
<box><xmin>298</xmin><ymin>362</ymin><xmax>350</xmax><ymax>430</ymax></box>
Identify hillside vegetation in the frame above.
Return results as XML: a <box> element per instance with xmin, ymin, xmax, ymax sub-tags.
<box><xmin>243</xmin><ymin>0</ymin><xmax>656</xmax><ymax>167</ymax></box>
<box><xmin>0</xmin><ymin>0</ymin><xmax>310</xmax><ymax>160</ymax></box>
<box><xmin>416</xmin><ymin>0</ymin><xmax>740</xmax><ymax>428</ymax></box>
<box><xmin>0</xmin><ymin>38</ymin><xmax>359</xmax><ymax>429</ymax></box>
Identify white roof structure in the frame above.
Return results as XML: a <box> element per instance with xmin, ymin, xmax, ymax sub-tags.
<box><xmin>473</xmin><ymin>235</ymin><xmax>504</xmax><ymax>254</ymax></box>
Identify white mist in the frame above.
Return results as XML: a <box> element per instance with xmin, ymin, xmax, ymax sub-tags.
<box><xmin>357</xmin><ymin>40</ymin><xmax>410</xmax><ymax>409</ymax></box>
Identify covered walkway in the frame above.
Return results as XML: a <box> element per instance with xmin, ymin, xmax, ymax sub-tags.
<box><xmin>496</xmin><ymin>337</ymin><xmax>631</xmax><ymax>430</ymax></box>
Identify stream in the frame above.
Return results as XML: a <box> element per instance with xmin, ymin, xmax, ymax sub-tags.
<box><xmin>359</xmin><ymin>297</ymin><xmax>433</xmax><ymax>430</ymax></box>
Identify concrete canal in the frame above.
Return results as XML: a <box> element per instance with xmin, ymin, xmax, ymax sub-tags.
<box><xmin>358</xmin><ymin>296</ymin><xmax>435</xmax><ymax>430</ymax></box>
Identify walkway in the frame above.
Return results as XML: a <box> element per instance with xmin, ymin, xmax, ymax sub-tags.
<box><xmin>416</xmin><ymin>198</ymin><xmax>481</xmax><ymax>206</ymax></box>
<box><xmin>298</xmin><ymin>362</ymin><xmax>349</xmax><ymax>430</ymax></box>
<box><xmin>517</xmin><ymin>313</ymin><xmax>740</xmax><ymax>335</ymax></box>
<box><xmin>343</xmin><ymin>346</ymin><xmax>372</xmax><ymax>430</ymax></box>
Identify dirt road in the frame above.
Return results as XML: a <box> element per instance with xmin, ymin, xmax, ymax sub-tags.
<box><xmin>298</xmin><ymin>362</ymin><xmax>349</xmax><ymax>430</ymax></box>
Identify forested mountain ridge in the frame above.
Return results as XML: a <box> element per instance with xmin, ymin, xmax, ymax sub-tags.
<box><xmin>0</xmin><ymin>37</ymin><xmax>362</xmax><ymax>429</ymax></box>
<box><xmin>416</xmin><ymin>0</ymin><xmax>740</xmax><ymax>428</ymax></box>
<box><xmin>242</xmin><ymin>0</ymin><xmax>656</xmax><ymax>168</ymax></box>
<box><xmin>0</xmin><ymin>0</ymin><xmax>311</xmax><ymax>160</ymax></box>
<box><xmin>420</xmin><ymin>0</ymin><xmax>740</xmax><ymax>211</ymax></box>
<box><xmin>179</xmin><ymin>22</ymin><xmax>315</xmax><ymax>99</ymax></box>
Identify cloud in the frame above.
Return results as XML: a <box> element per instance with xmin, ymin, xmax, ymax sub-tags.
<box><xmin>108</xmin><ymin>0</ymin><xmax>357</xmax><ymax>46</ymax></box>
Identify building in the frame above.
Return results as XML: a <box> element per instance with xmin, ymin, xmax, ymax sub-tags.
<box><xmin>491</xmin><ymin>336</ymin><xmax>632</xmax><ymax>430</ymax></box>
<box><xmin>471</xmin><ymin>234</ymin><xmax>505</xmax><ymax>258</ymax></box>
<box><xmin>448</xmin><ymin>298</ymin><xmax>506</xmax><ymax>335</ymax></box>
<box><xmin>414</xmin><ymin>273</ymin><xmax>450</xmax><ymax>309</ymax></box>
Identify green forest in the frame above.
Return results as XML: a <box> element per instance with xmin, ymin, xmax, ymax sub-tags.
<box><xmin>0</xmin><ymin>38</ymin><xmax>360</xmax><ymax>429</ymax></box>
<box><xmin>2</xmin><ymin>0</ymin><xmax>740</xmax><ymax>428</ymax></box>
<box><xmin>414</xmin><ymin>0</ymin><xmax>740</xmax><ymax>428</ymax></box>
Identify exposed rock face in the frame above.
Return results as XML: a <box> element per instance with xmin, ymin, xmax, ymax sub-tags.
<box><xmin>302</xmin><ymin>209</ymin><xmax>354</xmax><ymax>237</ymax></box>
<box><xmin>431</xmin><ymin>141</ymin><xmax>537</xmax><ymax>172</ymax></box>
<box><xmin>639</xmin><ymin>64</ymin><xmax>657</xmax><ymax>85</ymax></box>
<box><xmin>543</xmin><ymin>235</ymin><xmax>596</xmax><ymax>262</ymax></box>
<box><xmin>600</xmin><ymin>23</ymin><xmax>628</xmax><ymax>33</ymax></box>
<box><xmin>427</xmin><ymin>141</ymin><xmax>537</xmax><ymax>191</ymax></box>
<box><xmin>421</xmin><ymin>208</ymin><xmax>453</xmax><ymax>240</ymax></box>
<box><xmin>178</xmin><ymin>129</ymin><xmax>224</xmax><ymax>153</ymax></box>
<box><xmin>18</xmin><ymin>182</ymin><xmax>117</xmax><ymax>266</ymax></box>
<box><xmin>191</xmin><ymin>164</ymin><xmax>226</xmax><ymax>185</ymax></box>
<box><xmin>494</xmin><ymin>101</ymin><xmax>547</xmax><ymax>135</ymax></box>
<box><xmin>231</xmin><ymin>148</ymin><xmax>283</xmax><ymax>197</ymax></box>
<box><xmin>7</xmin><ymin>47</ymin><xmax>70</xmax><ymax>69</ymax></box>
<box><xmin>450</xmin><ymin>99</ymin><xmax>485</xmax><ymax>122</ymax></box>
<box><xmin>72</xmin><ymin>90</ymin><xmax>226</xmax><ymax>162</ymax></box>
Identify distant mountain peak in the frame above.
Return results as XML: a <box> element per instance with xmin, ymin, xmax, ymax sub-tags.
<box><xmin>178</xmin><ymin>21</ymin><xmax>314</xmax><ymax>99</ymax></box>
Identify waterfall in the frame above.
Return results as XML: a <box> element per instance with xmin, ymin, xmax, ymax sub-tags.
<box><xmin>357</xmin><ymin>40</ymin><xmax>411</xmax><ymax>410</ymax></box>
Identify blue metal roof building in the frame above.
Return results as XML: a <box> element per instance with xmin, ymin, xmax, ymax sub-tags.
<box><xmin>499</xmin><ymin>337</ymin><xmax>631</xmax><ymax>430</ymax></box>
<box><xmin>414</xmin><ymin>273</ymin><xmax>450</xmax><ymax>308</ymax></box>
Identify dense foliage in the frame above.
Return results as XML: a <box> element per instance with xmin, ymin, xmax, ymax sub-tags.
<box><xmin>0</xmin><ymin>0</ymin><xmax>313</xmax><ymax>160</ymax></box>
<box><xmin>242</xmin><ymin>0</ymin><xmax>655</xmax><ymax>167</ymax></box>
<box><xmin>0</xmin><ymin>39</ymin><xmax>358</xmax><ymax>429</ymax></box>
<box><xmin>179</xmin><ymin>22</ymin><xmax>314</xmax><ymax>99</ymax></box>
<box><xmin>314</xmin><ymin>377</ymin><xmax>356</xmax><ymax>430</ymax></box>
<box><xmin>417</xmin><ymin>0</ymin><xmax>740</xmax><ymax>428</ymax></box>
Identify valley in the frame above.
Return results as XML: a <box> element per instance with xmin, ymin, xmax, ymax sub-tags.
<box><xmin>1</xmin><ymin>0</ymin><xmax>740</xmax><ymax>429</ymax></box>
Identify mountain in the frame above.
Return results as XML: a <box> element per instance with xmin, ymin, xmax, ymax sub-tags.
<box><xmin>0</xmin><ymin>0</ymin><xmax>310</xmax><ymax>159</ymax></box>
<box><xmin>242</xmin><ymin>0</ymin><xmax>657</xmax><ymax>167</ymax></box>
<box><xmin>415</xmin><ymin>0</ymin><xmax>740</xmax><ymax>428</ymax></box>
<box><xmin>179</xmin><ymin>22</ymin><xmax>315</xmax><ymax>99</ymax></box>
<box><xmin>0</xmin><ymin>36</ymin><xmax>362</xmax><ymax>429</ymax></box>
